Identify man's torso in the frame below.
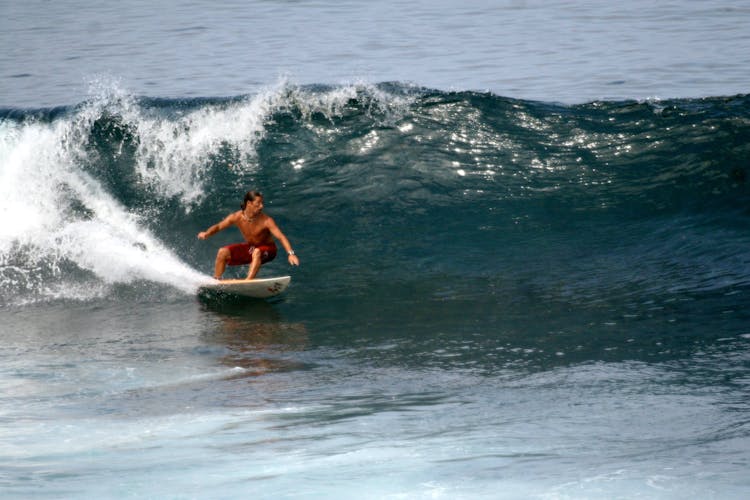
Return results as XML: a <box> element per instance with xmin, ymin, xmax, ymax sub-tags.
<box><xmin>235</xmin><ymin>212</ymin><xmax>273</xmax><ymax>245</ymax></box>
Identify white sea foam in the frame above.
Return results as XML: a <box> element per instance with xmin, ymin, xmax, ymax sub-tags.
<box><xmin>76</xmin><ymin>78</ymin><xmax>271</xmax><ymax>206</ymax></box>
<box><xmin>0</xmin><ymin>92</ymin><xmax>208</xmax><ymax>301</ymax></box>
<box><xmin>77</xmin><ymin>77</ymin><xmax>412</xmax><ymax>205</ymax></box>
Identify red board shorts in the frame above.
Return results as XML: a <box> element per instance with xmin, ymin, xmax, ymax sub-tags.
<box><xmin>223</xmin><ymin>242</ymin><xmax>277</xmax><ymax>266</ymax></box>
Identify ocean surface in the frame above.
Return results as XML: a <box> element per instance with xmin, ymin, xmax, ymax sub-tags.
<box><xmin>2</xmin><ymin>1</ymin><xmax>750</xmax><ymax>498</ymax></box>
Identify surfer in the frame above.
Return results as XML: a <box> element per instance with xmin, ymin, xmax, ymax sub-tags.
<box><xmin>197</xmin><ymin>190</ymin><xmax>300</xmax><ymax>280</ymax></box>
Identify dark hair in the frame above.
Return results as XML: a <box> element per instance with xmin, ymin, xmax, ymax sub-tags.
<box><xmin>241</xmin><ymin>190</ymin><xmax>263</xmax><ymax>210</ymax></box>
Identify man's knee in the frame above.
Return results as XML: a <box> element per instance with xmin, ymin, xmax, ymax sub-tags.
<box><xmin>217</xmin><ymin>247</ymin><xmax>231</xmax><ymax>262</ymax></box>
<box><xmin>250</xmin><ymin>247</ymin><xmax>262</xmax><ymax>261</ymax></box>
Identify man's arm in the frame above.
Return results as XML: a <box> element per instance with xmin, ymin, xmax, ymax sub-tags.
<box><xmin>198</xmin><ymin>212</ymin><xmax>238</xmax><ymax>240</ymax></box>
<box><xmin>266</xmin><ymin>217</ymin><xmax>300</xmax><ymax>266</ymax></box>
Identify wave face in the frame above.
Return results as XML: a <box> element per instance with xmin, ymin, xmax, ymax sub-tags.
<box><xmin>1</xmin><ymin>82</ymin><xmax>749</xmax><ymax>311</ymax></box>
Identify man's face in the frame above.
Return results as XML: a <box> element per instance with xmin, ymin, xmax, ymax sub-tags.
<box><xmin>246</xmin><ymin>196</ymin><xmax>264</xmax><ymax>216</ymax></box>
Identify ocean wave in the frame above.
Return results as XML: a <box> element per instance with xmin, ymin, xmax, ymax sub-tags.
<box><xmin>1</xmin><ymin>81</ymin><xmax>749</xmax><ymax>305</ymax></box>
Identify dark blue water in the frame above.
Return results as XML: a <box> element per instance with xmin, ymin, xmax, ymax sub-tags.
<box><xmin>2</xmin><ymin>1</ymin><xmax>750</xmax><ymax>498</ymax></box>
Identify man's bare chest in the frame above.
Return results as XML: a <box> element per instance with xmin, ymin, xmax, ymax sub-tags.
<box><xmin>238</xmin><ymin>220</ymin><xmax>270</xmax><ymax>243</ymax></box>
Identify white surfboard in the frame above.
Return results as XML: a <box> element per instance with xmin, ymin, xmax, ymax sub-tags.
<box><xmin>199</xmin><ymin>276</ymin><xmax>291</xmax><ymax>298</ymax></box>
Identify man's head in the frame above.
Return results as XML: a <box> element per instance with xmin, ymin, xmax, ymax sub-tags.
<box><xmin>242</xmin><ymin>190</ymin><xmax>263</xmax><ymax>210</ymax></box>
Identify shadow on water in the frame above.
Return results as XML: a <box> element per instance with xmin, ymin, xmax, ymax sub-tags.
<box><xmin>198</xmin><ymin>296</ymin><xmax>310</xmax><ymax>375</ymax></box>
<box><xmin>197</xmin><ymin>289</ymin><xmax>282</xmax><ymax>312</ymax></box>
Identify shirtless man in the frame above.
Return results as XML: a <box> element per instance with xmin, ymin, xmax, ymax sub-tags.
<box><xmin>197</xmin><ymin>190</ymin><xmax>300</xmax><ymax>280</ymax></box>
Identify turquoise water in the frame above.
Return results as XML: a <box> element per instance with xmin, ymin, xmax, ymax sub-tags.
<box><xmin>2</xmin><ymin>2</ymin><xmax>750</xmax><ymax>498</ymax></box>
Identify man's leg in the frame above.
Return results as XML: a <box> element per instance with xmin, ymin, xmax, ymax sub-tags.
<box><xmin>246</xmin><ymin>247</ymin><xmax>263</xmax><ymax>280</ymax></box>
<box><xmin>214</xmin><ymin>247</ymin><xmax>231</xmax><ymax>279</ymax></box>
